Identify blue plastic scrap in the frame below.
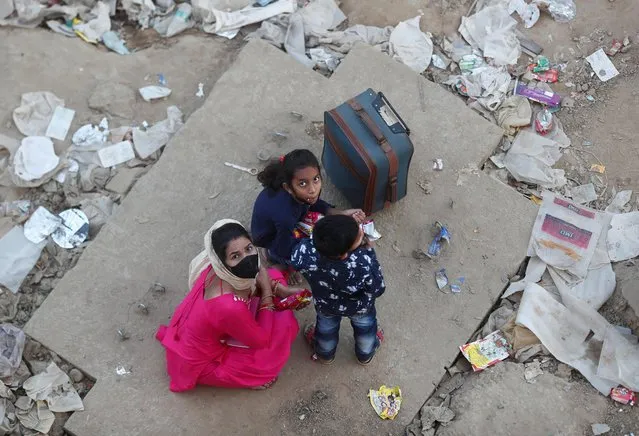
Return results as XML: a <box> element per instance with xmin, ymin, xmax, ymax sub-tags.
<box><xmin>426</xmin><ymin>222</ymin><xmax>451</xmax><ymax>258</ymax></box>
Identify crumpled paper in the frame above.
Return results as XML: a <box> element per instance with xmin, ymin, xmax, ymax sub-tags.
<box><xmin>12</xmin><ymin>92</ymin><xmax>64</xmax><ymax>137</ymax></box>
<box><xmin>132</xmin><ymin>105</ymin><xmax>183</xmax><ymax>159</ymax></box>
<box><xmin>23</xmin><ymin>362</ymin><xmax>84</xmax><ymax>412</ymax></box>
<box><xmin>15</xmin><ymin>397</ymin><xmax>54</xmax><ymax>434</ymax></box>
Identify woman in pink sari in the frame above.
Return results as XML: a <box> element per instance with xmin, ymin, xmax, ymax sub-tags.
<box><xmin>156</xmin><ymin>219</ymin><xmax>299</xmax><ymax>392</ymax></box>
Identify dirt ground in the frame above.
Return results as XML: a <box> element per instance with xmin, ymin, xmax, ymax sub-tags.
<box><xmin>1</xmin><ymin>0</ymin><xmax>639</xmax><ymax>434</ymax></box>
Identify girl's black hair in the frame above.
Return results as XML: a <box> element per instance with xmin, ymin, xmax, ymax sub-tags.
<box><xmin>211</xmin><ymin>223</ymin><xmax>251</xmax><ymax>263</ymax></box>
<box><xmin>257</xmin><ymin>149</ymin><xmax>321</xmax><ymax>191</ymax></box>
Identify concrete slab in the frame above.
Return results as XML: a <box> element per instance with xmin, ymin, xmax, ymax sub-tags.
<box><xmin>25</xmin><ymin>40</ymin><xmax>536</xmax><ymax>435</ymax></box>
<box><xmin>105</xmin><ymin>167</ymin><xmax>147</xmax><ymax>194</ymax></box>
<box><xmin>437</xmin><ymin>362</ymin><xmax>609</xmax><ymax>436</ymax></box>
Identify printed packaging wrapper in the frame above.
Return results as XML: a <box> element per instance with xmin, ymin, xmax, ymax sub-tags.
<box><xmin>368</xmin><ymin>385</ymin><xmax>402</xmax><ymax>420</ymax></box>
<box><xmin>293</xmin><ymin>212</ymin><xmax>324</xmax><ymax>239</ymax></box>
<box><xmin>610</xmin><ymin>386</ymin><xmax>636</xmax><ymax>406</ymax></box>
<box><xmin>460</xmin><ymin>330</ymin><xmax>511</xmax><ymax>371</ymax></box>
<box><xmin>362</xmin><ymin>220</ymin><xmax>382</xmax><ymax>241</ymax></box>
<box><xmin>274</xmin><ymin>289</ymin><xmax>312</xmax><ymax>311</ymax></box>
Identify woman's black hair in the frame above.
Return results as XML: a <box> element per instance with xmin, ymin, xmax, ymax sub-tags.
<box><xmin>211</xmin><ymin>223</ymin><xmax>251</xmax><ymax>263</ymax></box>
<box><xmin>257</xmin><ymin>149</ymin><xmax>321</xmax><ymax>191</ymax></box>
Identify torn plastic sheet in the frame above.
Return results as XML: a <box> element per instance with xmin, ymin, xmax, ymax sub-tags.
<box><xmin>73</xmin><ymin>1</ymin><xmax>111</xmax><ymax>43</ymax></box>
<box><xmin>12</xmin><ymin>91</ymin><xmax>64</xmax><ymax>137</ymax></box>
<box><xmin>445</xmin><ymin>65</ymin><xmax>511</xmax><ymax>111</ymax></box>
<box><xmin>526</xmin><ymin>191</ymin><xmax>604</xmax><ymax>280</ymax></box>
<box><xmin>535</xmin><ymin>0</ymin><xmax>576</xmax><ymax>23</ymax></box>
<box><xmin>458</xmin><ymin>4</ymin><xmax>521</xmax><ymax>65</ymax></box>
<box><xmin>605</xmin><ymin>190</ymin><xmax>632</xmax><ymax>214</ymax></box>
<box><xmin>0</xmin><ymin>325</ymin><xmax>26</xmax><ymax>378</ymax></box>
<box><xmin>517</xmin><ymin>283</ymin><xmax>639</xmax><ymax>394</ymax></box>
<box><xmin>132</xmin><ymin>105</ymin><xmax>183</xmax><ymax>159</ymax></box>
<box><xmin>1</xmin><ymin>0</ymin><xmax>13</xmax><ymax>19</ymax></box>
<box><xmin>0</xmin><ymin>226</ymin><xmax>46</xmax><ymax>293</ymax></box>
<box><xmin>388</xmin><ymin>16</ymin><xmax>433</xmax><ymax>73</ymax></box>
<box><xmin>244</xmin><ymin>20</ymin><xmax>287</xmax><ymax>47</ymax></box>
<box><xmin>284</xmin><ymin>12</ymin><xmax>314</xmax><ymax>68</ymax></box>
<box><xmin>503</xmin><ymin>130</ymin><xmax>566</xmax><ymax>188</ymax></box>
<box><xmin>199</xmin><ymin>0</ymin><xmax>296</xmax><ymax>36</ymax></box>
<box><xmin>23</xmin><ymin>362</ymin><xmax>84</xmax><ymax>412</ymax></box>
<box><xmin>548</xmin><ymin>263</ymin><xmax>615</xmax><ymax>310</ymax></box>
<box><xmin>508</xmin><ymin>0</ymin><xmax>540</xmax><ymax>28</ymax></box>
<box><xmin>309</xmin><ymin>46</ymin><xmax>344</xmax><ymax>72</ymax></box>
<box><xmin>102</xmin><ymin>30</ymin><xmax>130</xmax><ymax>54</ymax></box>
<box><xmin>569</xmin><ymin>183</ymin><xmax>597</xmax><ymax>204</ymax></box>
<box><xmin>502</xmin><ymin>255</ymin><xmax>546</xmax><ymax>298</ymax></box>
<box><xmin>312</xmin><ymin>24</ymin><xmax>393</xmax><ymax>54</ymax></box>
<box><xmin>298</xmin><ymin>0</ymin><xmax>345</xmax><ymax>34</ymax></box>
<box><xmin>23</xmin><ymin>206</ymin><xmax>61</xmax><ymax>244</ymax></box>
<box><xmin>0</xmin><ymin>0</ymin><xmax>88</xmax><ymax>28</ymax></box>
<box><xmin>607</xmin><ymin>211</ymin><xmax>639</xmax><ymax>262</ymax></box>
<box><xmin>121</xmin><ymin>0</ymin><xmax>155</xmax><ymax>29</ymax></box>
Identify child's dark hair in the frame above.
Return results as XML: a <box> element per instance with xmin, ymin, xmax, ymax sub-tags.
<box><xmin>257</xmin><ymin>149</ymin><xmax>321</xmax><ymax>191</ymax></box>
<box><xmin>211</xmin><ymin>223</ymin><xmax>251</xmax><ymax>263</ymax></box>
<box><xmin>313</xmin><ymin>215</ymin><xmax>360</xmax><ymax>258</ymax></box>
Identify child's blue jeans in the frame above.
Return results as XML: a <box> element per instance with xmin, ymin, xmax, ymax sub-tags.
<box><xmin>314</xmin><ymin>306</ymin><xmax>379</xmax><ymax>362</ymax></box>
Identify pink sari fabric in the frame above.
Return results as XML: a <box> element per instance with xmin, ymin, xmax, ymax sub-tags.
<box><xmin>156</xmin><ymin>266</ymin><xmax>298</xmax><ymax>391</ymax></box>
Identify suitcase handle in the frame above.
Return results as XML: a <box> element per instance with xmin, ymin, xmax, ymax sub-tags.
<box><xmin>377</xmin><ymin>92</ymin><xmax>411</xmax><ymax>136</ymax></box>
<box><xmin>348</xmin><ymin>100</ymin><xmax>389</xmax><ymax>147</ymax></box>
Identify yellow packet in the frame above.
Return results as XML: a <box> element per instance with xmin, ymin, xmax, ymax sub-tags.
<box><xmin>590</xmin><ymin>164</ymin><xmax>605</xmax><ymax>174</ymax></box>
<box><xmin>368</xmin><ymin>385</ymin><xmax>402</xmax><ymax>420</ymax></box>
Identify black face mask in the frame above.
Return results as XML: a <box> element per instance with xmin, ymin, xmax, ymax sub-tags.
<box><xmin>228</xmin><ymin>254</ymin><xmax>259</xmax><ymax>279</ymax></box>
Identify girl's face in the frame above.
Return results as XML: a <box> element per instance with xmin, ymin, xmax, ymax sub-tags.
<box><xmin>285</xmin><ymin>166</ymin><xmax>322</xmax><ymax>205</ymax></box>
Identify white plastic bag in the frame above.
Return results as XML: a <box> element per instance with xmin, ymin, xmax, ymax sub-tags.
<box><xmin>389</xmin><ymin>16</ymin><xmax>433</xmax><ymax>73</ymax></box>
<box><xmin>503</xmin><ymin>130</ymin><xmax>566</xmax><ymax>188</ymax></box>
<box><xmin>0</xmin><ymin>325</ymin><xmax>26</xmax><ymax>377</ymax></box>
<box><xmin>458</xmin><ymin>5</ymin><xmax>521</xmax><ymax>65</ymax></box>
<box><xmin>298</xmin><ymin>0</ymin><xmax>345</xmax><ymax>34</ymax></box>
<box><xmin>607</xmin><ymin>211</ymin><xmax>639</xmax><ymax>262</ymax></box>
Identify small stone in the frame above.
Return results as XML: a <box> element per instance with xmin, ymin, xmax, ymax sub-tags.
<box><xmin>607</xmin><ymin>31</ymin><xmax>613</xmax><ymax>37</ymax></box>
<box><xmin>591</xmin><ymin>423</ymin><xmax>610</xmax><ymax>435</ymax></box>
<box><xmin>74</xmin><ymin>382</ymin><xmax>86</xmax><ymax>394</ymax></box>
<box><xmin>555</xmin><ymin>363</ymin><xmax>573</xmax><ymax>379</ymax></box>
<box><xmin>582</xmin><ymin>83</ymin><xmax>589</xmax><ymax>92</ymax></box>
<box><xmin>88</xmin><ymin>82</ymin><xmax>136</xmax><ymax>119</ymax></box>
<box><xmin>106</xmin><ymin>167</ymin><xmax>146</xmax><ymax>194</ymax></box>
<box><xmin>91</xmin><ymin>167</ymin><xmax>112</xmax><ymax>189</ymax></box>
<box><xmin>69</xmin><ymin>368</ymin><xmax>84</xmax><ymax>382</ymax></box>
<box><xmin>43</xmin><ymin>180</ymin><xmax>59</xmax><ymax>193</ymax></box>
<box><xmin>299</xmin><ymin>414</ymin><xmax>306</xmax><ymax>421</ymax></box>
